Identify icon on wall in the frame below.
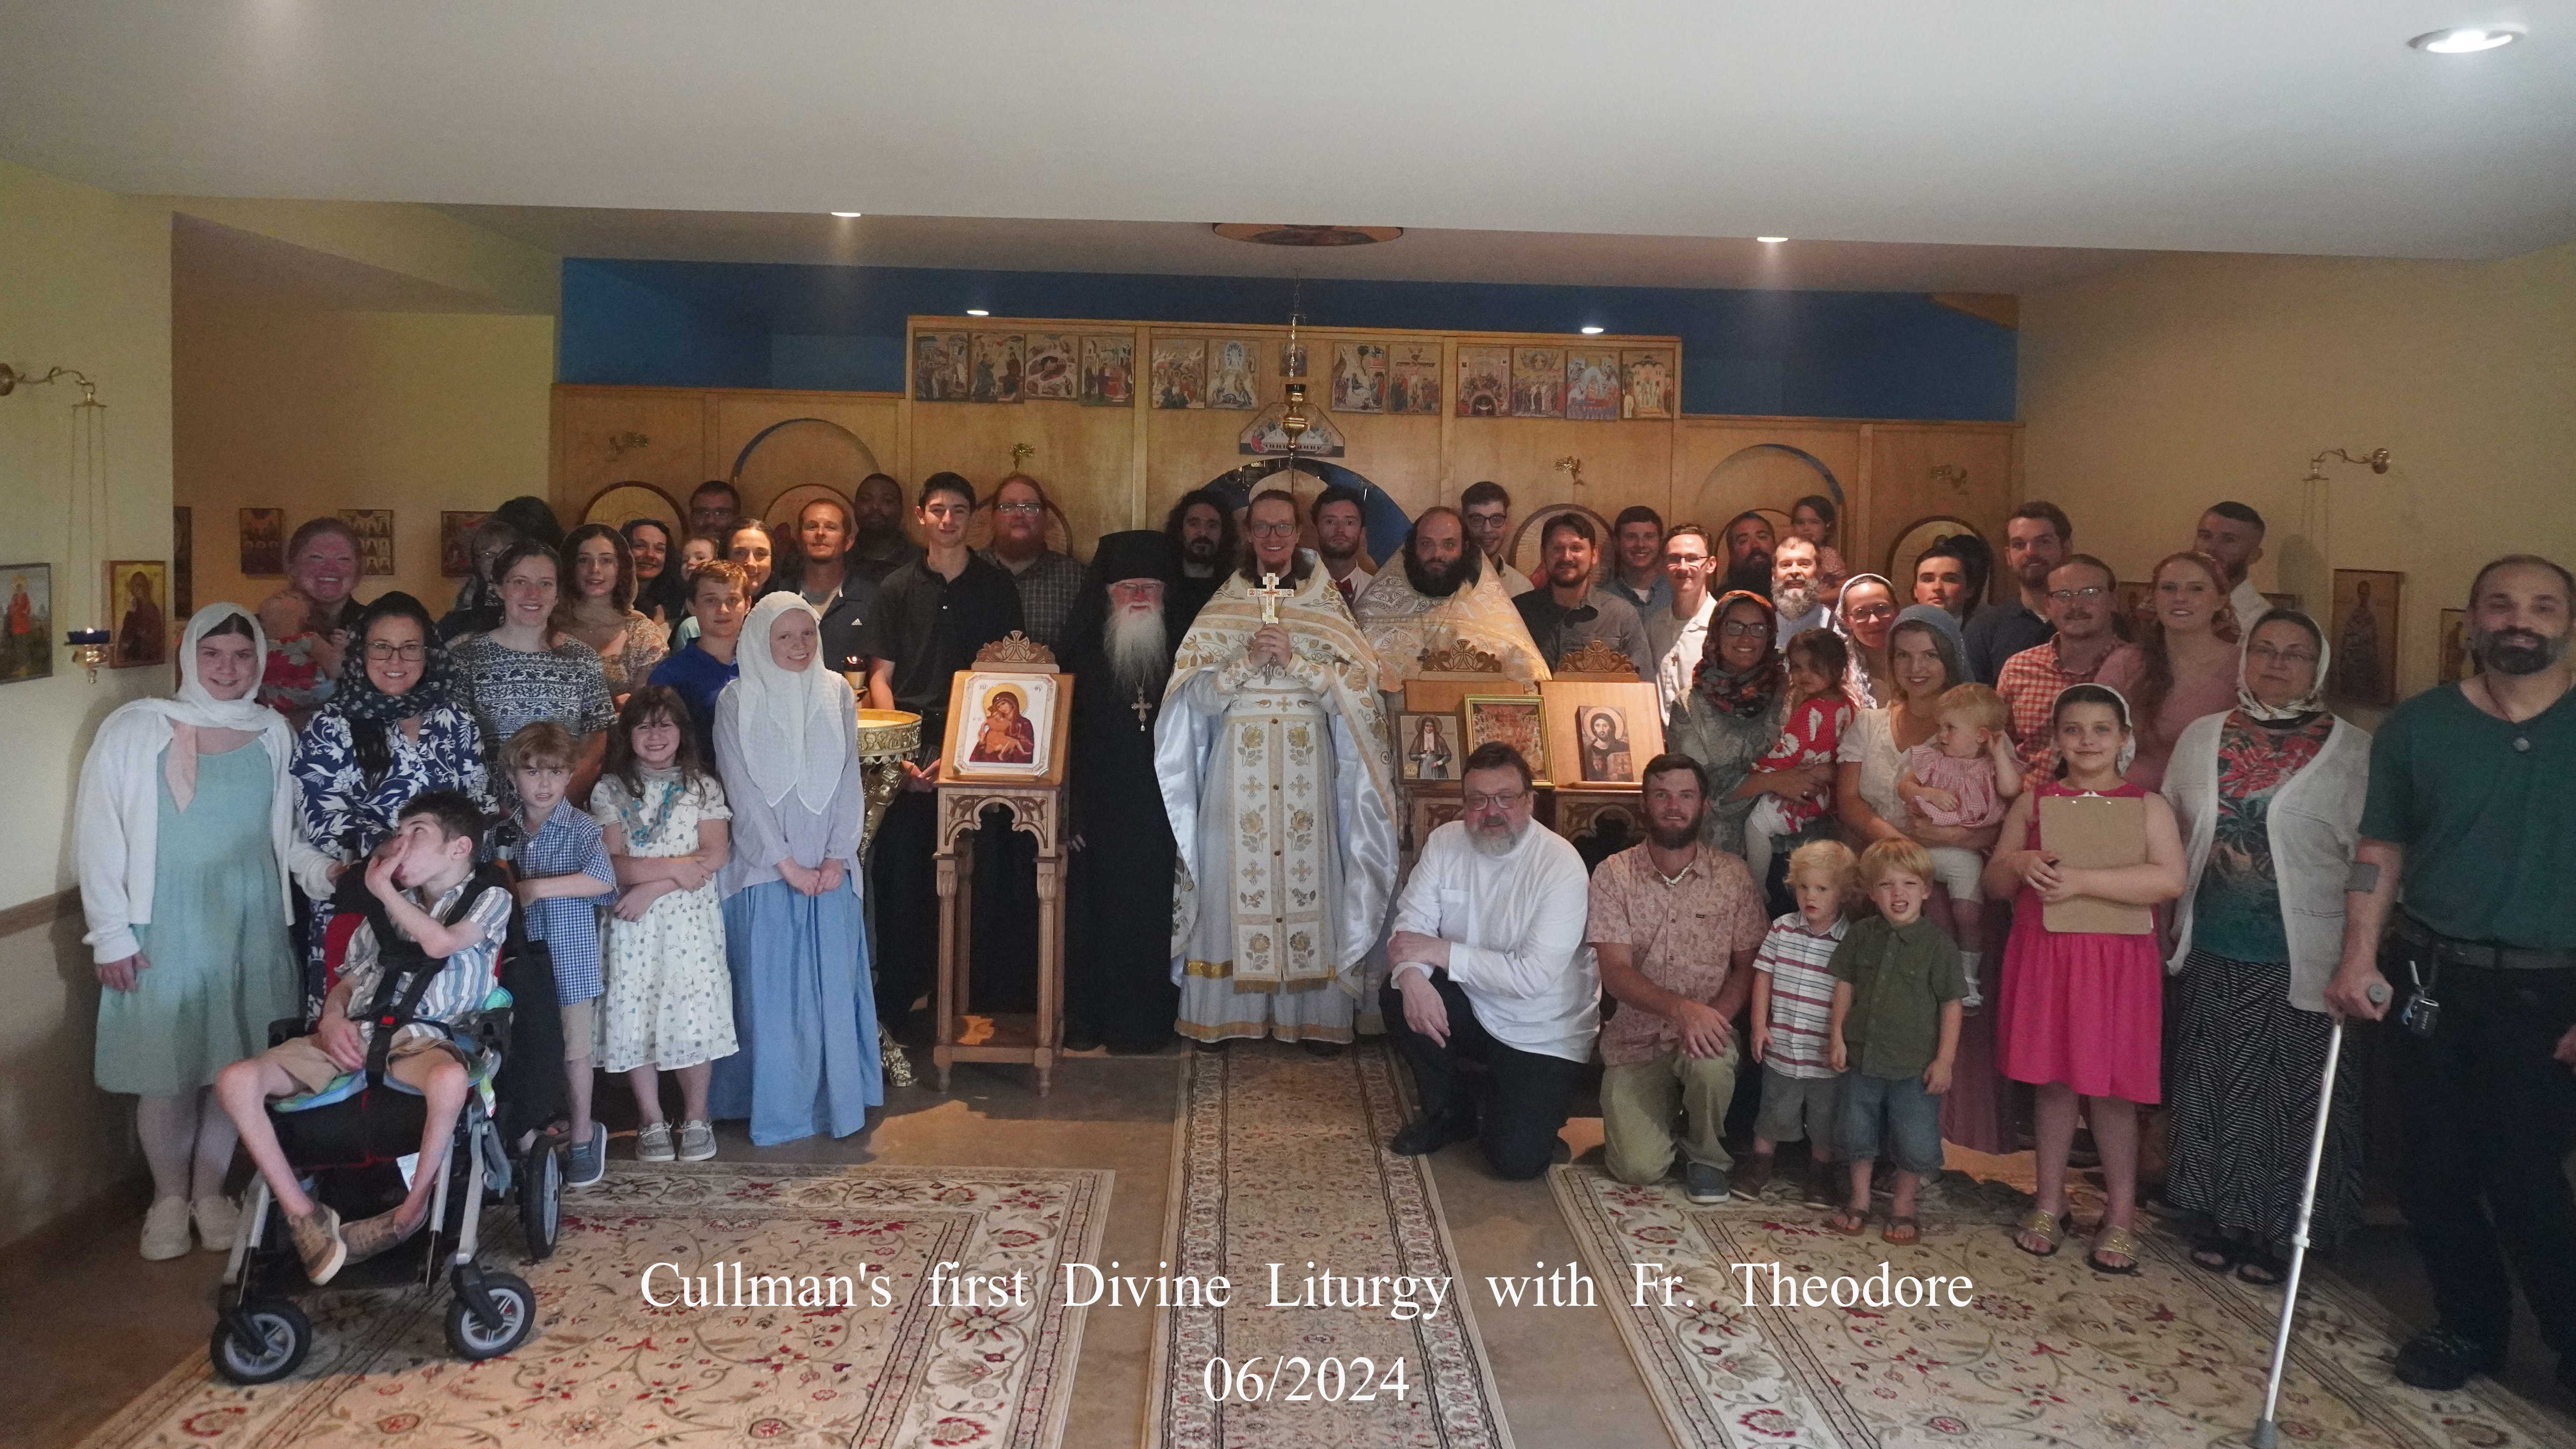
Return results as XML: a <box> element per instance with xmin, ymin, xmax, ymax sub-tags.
<box><xmin>1079</xmin><ymin>335</ymin><xmax>1135</xmax><ymax>407</ymax></box>
<box><xmin>1207</xmin><ymin>338</ymin><xmax>1259</xmax><ymax>410</ymax></box>
<box><xmin>1332</xmin><ymin>342</ymin><xmax>1388</xmax><ymax>414</ymax></box>
<box><xmin>109</xmin><ymin>560</ymin><xmax>169</xmax><ymax>668</ymax></box>
<box><xmin>2328</xmin><ymin>568</ymin><xmax>2403</xmax><ymax>706</ymax></box>
<box><xmin>970</xmin><ymin>333</ymin><xmax>1025</xmax><ymax>403</ymax></box>
<box><xmin>1512</xmin><ymin>348</ymin><xmax>1564</xmax><ymax>417</ymax></box>
<box><xmin>1025</xmin><ymin>334</ymin><xmax>1078</xmax><ymax>400</ymax></box>
<box><xmin>341</xmin><ymin>508</ymin><xmax>395</xmax><ymax>576</ymax></box>
<box><xmin>1151</xmin><ymin>337</ymin><xmax>1207</xmax><ymax>409</ymax></box>
<box><xmin>1387</xmin><ymin>342</ymin><xmax>1440</xmax><ymax>415</ymax></box>
<box><xmin>1621</xmin><ymin>350</ymin><xmax>1673</xmax><ymax>419</ymax></box>
<box><xmin>913</xmin><ymin>332</ymin><xmax>970</xmax><ymax>401</ymax></box>
<box><xmin>240</xmin><ymin>507</ymin><xmax>286</xmax><ymax>577</ymax></box>
<box><xmin>1563</xmin><ymin>350</ymin><xmax>1622</xmax><ymax>421</ymax></box>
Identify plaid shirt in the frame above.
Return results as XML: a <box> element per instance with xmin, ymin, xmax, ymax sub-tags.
<box><xmin>1995</xmin><ymin>637</ymin><xmax>2142</xmax><ymax>774</ymax></box>
<box><xmin>511</xmin><ymin>799</ymin><xmax>616</xmax><ymax>1002</ymax></box>
<box><xmin>981</xmin><ymin>548</ymin><xmax>1086</xmax><ymax>652</ymax></box>
<box><xmin>1752</xmin><ymin>911</ymin><xmax>1848</xmax><ymax>1080</ymax></box>
<box><xmin>1587</xmin><ymin>843</ymin><xmax>1769</xmax><ymax>1067</ymax></box>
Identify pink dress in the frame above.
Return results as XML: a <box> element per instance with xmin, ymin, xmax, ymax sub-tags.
<box><xmin>1995</xmin><ymin>780</ymin><xmax>2163</xmax><ymax>1103</ymax></box>
<box><xmin>1901</xmin><ymin>742</ymin><xmax>2005</xmax><ymax>826</ymax></box>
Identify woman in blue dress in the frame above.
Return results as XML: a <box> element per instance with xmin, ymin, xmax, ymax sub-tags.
<box><xmin>708</xmin><ymin>592</ymin><xmax>882</xmax><ymax>1144</ymax></box>
<box><xmin>291</xmin><ymin>592</ymin><xmax>490</xmax><ymax>995</ymax></box>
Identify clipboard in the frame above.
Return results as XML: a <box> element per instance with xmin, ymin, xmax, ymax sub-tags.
<box><xmin>2038</xmin><ymin>793</ymin><xmax>2155</xmax><ymax>935</ymax></box>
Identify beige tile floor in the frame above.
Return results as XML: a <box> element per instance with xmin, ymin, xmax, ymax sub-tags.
<box><xmin>9</xmin><ymin>1055</ymin><xmax>2570</xmax><ymax>1449</ymax></box>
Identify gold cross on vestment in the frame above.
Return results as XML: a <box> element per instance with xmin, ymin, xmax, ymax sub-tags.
<box><xmin>1251</xmin><ymin>571</ymin><xmax>1291</xmax><ymax>624</ymax></box>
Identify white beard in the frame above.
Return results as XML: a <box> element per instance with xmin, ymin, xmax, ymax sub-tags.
<box><xmin>1775</xmin><ymin>584</ymin><xmax>1816</xmax><ymax>620</ymax></box>
<box><xmin>1468</xmin><ymin>816</ymin><xmax>1529</xmax><ymax>857</ymax></box>
<box><xmin>1106</xmin><ymin>605</ymin><xmax>1170</xmax><ymax>698</ymax></box>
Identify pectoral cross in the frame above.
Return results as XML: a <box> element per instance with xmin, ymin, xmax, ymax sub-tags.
<box><xmin>1252</xmin><ymin>571</ymin><xmax>1290</xmax><ymax>624</ymax></box>
<box><xmin>1130</xmin><ymin>687</ymin><xmax>1153</xmax><ymax>729</ymax></box>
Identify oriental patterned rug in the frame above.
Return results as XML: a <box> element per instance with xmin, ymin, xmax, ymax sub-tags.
<box><xmin>78</xmin><ymin>1161</ymin><xmax>1109</xmax><ymax>1449</ymax></box>
<box><xmin>1143</xmin><ymin>1040</ymin><xmax>1517</xmax><ymax>1449</ymax></box>
<box><xmin>1548</xmin><ymin>1162</ymin><xmax>2573</xmax><ymax>1449</ymax></box>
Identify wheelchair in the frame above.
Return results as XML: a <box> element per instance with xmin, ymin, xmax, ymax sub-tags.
<box><xmin>208</xmin><ymin>887</ymin><xmax>569</xmax><ymax>1385</ymax></box>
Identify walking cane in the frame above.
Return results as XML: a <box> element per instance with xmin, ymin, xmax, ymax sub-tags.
<box><xmin>2251</xmin><ymin>980</ymin><xmax>2384</xmax><ymax>1449</ymax></box>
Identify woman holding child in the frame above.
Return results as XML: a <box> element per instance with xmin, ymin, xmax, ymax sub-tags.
<box><xmin>1666</xmin><ymin>591</ymin><xmax>1803</xmax><ymax>859</ymax></box>
<box><xmin>77</xmin><ymin>604</ymin><xmax>333</xmax><ymax>1259</ymax></box>
<box><xmin>709</xmin><ymin>593</ymin><xmax>882</xmax><ymax>1145</ymax></box>
<box><xmin>2162</xmin><ymin>610</ymin><xmax>2368</xmax><ymax>1284</ymax></box>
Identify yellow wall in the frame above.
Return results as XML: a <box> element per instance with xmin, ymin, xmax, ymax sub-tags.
<box><xmin>174</xmin><ymin>292</ymin><xmax>557</xmax><ymax>615</ymax></box>
<box><xmin>2019</xmin><ymin>242</ymin><xmax>2576</xmax><ymax>705</ymax></box>
<box><xmin>0</xmin><ymin>159</ymin><xmax>179</xmax><ymax>1244</ymax></box>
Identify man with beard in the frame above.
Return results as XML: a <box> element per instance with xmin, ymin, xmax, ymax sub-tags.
<box><xmin>1650</xmin><ymin>524</ymin><xmax>1720</xmax><ymax>718</ymax></box>
<box><xmin>1966</xmin><ymin>501</ymin><xmax>2073</xmax><ymax>684</ymax></box>
<box><xmin>1382</xmin><ymin>743</ymin><xmax>1597</xmax><ymax>1180</ymax></box>
<box><xmin>1771</xmin><ymin>536</ymin><xmax>1831</xmax><ymax>646</ymax></box>
<box><xmin>788</xmin><ymin>495</ymin><xmax>875</xmax><ymax>676</ymax></box>
<box><xmin>1353</xmin><ymin>507</ymin><xmax>1550</xmax><ymax>691</ymax></box>
<box><xmin>1163</xmin><ymin>489</ymin><xmax>1237</xmax><ymax>629</ymax></box>
<box><xmin>1314</xmin><ymin>484</ymin><xmax>1375</xmax><ymax>608</ymax></box>
<box><xmin>1461</xmin><ymin>480</ymin><xmax>1534</xmax><ymax>597</ymax></box>
<box><xmin>1157</xmin><ymin>490</ymin><xmax>1396</xmax><ymax>1054</ymax></box>
<box><xmin>1994</xmin><ymin>553</ymin><xmax>2143</xmax><ymax>772</ymax></box>
<box><xmin>1608</xmin><ymin>505</ymin><xmax>1672</xmax><ymax>617</ymax></box>
<box><xmin>1061</xmin><ymin>531</ymin><xmax>1187</xmax><ymax>1054</ymax></box>
<box><xmin>979</xmin><ymin>473</ymin><xmax>1086</xmax><ymax>652</ymax></box>
<box><xmin>848</xmin><ymin>472</ymin><xmax>924</xmax><ymax>586</ymax></box>
<box><xmin>2328</xmin><ymin>554</ymin><xmax>2576</xmax><ymax>1396</ymax></box>
<box><xmin>1591</xmin><ymin>754</ymin><xmax>1769</xmax><ymax>1200</ymax></box>
<box><xmin>2193</xmin><ymin>500</ymin><xmax>2270</xmax><ymax>629</ymax></box>
<box><xmin>1720</xmin><ymin>510</ymin><xmax>1778</xmax><ymax>598</ymax></box>
<box><xmin>687</xmin><ymin>480</ymin><xmax>743</xmax><ymax>540</ymax></box>
<box><xmin>1514</xmin><ymin>513</ymin><xmax>1654</xmax><ymax>676</ymax></box>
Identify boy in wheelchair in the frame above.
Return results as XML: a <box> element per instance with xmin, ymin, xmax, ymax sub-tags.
<box><xmin>215</xmin><ymin>789</ymin><xmax>512</xmax><ymax>1285</ymax></box>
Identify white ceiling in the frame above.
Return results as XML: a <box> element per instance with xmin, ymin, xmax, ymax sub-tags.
<box><xmin>437</xmin><ymin>207</ymin><xmax>2145</xmax><ymax>293</ymax></box>
<box><xmin>3</xmin><ymin>3</ymin><xmax>2571</xmax><ymax>262</ymax></box>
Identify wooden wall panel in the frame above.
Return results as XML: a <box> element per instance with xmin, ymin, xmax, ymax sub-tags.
<box><xmin>1858</xmin><ymin>423</ymin><xmax>2019</xmax><ymax>592</ymax></box>
<box><xmin>1676</xmin><ymin>419</ymin><xmax>1866</xmax><ymax>534</ymax></box>
<box><xmin>551</xmin><ymin>386</ymin><xmax>710</xmax><ymax>522</ymax></box>
<box><xmin>906</xmin><ymin>397</ymin><xmax>1140</xmax><ymax>554</ymax></box>
<box><xmin>709</xmin><ymin>391</ymin><xmax>901</xmax><ymax>520</ymax></box>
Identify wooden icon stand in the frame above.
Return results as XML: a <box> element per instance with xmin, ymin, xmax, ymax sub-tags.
<box><xmin>931</xmin><ymin>633</ymin><xmax>1073</xmax><ymax>1095</ymax></box>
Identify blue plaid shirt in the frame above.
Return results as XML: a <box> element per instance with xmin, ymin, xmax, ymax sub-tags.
<box><xmin>514</xmin><ymin>799</ymin><xmax>616</xmax><ymax>1002</ymax></box>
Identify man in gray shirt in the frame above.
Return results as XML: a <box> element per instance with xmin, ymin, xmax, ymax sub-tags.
<box><xmin>1513</xmin><ymin>512</ymin><xmax>1653</xmax><ymax>676</ymax></box>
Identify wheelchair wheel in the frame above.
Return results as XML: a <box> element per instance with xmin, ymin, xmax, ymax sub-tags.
<box><xmin>210</xmin><ymin>1299</ymin><xmax>311</xmax><ymax>1385</ymax></box>
<box><xmin>445</xmin><ymin>1272</ymin><xmax>536</xmax><ymax>1360</ymax></box>
<box><xmin>519</xmin><ymin>1142</ymin><xmax>562</xmax><ymax>1260</ymax></box>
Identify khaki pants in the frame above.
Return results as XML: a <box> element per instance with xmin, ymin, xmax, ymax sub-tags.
<box><xmin>1601</xmin><ymin>1040</ymin><xmax>1740</xmax><ymax>1186</ymax></box>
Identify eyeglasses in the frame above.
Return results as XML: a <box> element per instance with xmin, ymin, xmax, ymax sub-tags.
<box><xmin>1718</xmin><ymin>621</ymin><xmax>1768</xmax><ymax>638</ymax></box>
<box><xmin>2245</xmin><ymin>644</ymin><xmax>2320</xmax><ymax>667</ymax></box>
<box><xmin>2048</xmin><ymin>586</ymin><xmax>2110</xmax><ymax>603</ymax></box>
<box><xmin>1246</xmin><ymin>522</ymin><xmax>1298</xmax><ymax>539</ymax></box>
<box><xmin>1466</xmin><ymin>789</ymin><xmax>1528</xmax><ymax>811</ymax></box>
<box><xmin>366</xmin><ymin>642</ymin><xmax>428</xmax><ymax>662</ymax></box>
<box><xmin>1844</xmin><ymin>603</ymin><xmax>1896</xmax><ymax>623</ymax></box>
<box><xmin>994</xmin><ymin>502</ymin><xmax>1044</xmax><ymax>517</ymax></box>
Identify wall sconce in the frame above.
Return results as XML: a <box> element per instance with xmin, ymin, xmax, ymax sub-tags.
<box><xmin>1</xmin><ymin>362</ymin><xmax>111</xmax><ymax>679</ymax></box>
<box><xmin>1008</xmin><ymin>442</ymin><xmax>1035</xmax><ymax>473</ymax></box>
<box><xmin>1929</xmin><ymin>463</ymin><xmax>1969</xmax><ymax>492</ymax></box>
<box><xmin>2297</xmin><ymin>445</ymin><xmax>2392</xmax><ymax>609</ymax></box>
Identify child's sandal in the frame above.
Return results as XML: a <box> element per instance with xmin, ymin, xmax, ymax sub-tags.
<box><xmin>1825</xmin><ymin>1208</ymin><xmax>1869</xmax><ymax>1236</ymax></box>
<box><xmin>1881</xmin><ymin>1215</ymin><xmax>1920</xmax><ymax>1246</ymax></box>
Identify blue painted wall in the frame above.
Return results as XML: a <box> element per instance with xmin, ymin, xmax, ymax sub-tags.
<box><xmin>559</xmin><ymin>258</ymin><xmax>2014</xmax><ymax>421</ymax></box>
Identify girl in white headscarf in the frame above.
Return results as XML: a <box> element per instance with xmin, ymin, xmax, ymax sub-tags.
<box><xmin>76</xmin><ymin>603</ymin><xmax>336</xmax><ymax>1260</ymax></box>
<box><xmin>2159</xmin><ymin>608</ymin><xmax>2369</xmax><ymax>1284</ymax></box>
<box><xmin>706</xmin><ymin>593</ymin><xmax>881</xmax><ymax>1144</ymax></box>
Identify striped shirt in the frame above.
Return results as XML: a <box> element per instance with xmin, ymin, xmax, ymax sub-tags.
<box><xmin>338</xmin><ymin>879</ymin><xmax>515</xmax><ymax>1050</ymax></box>
<box><xmin>1753</xmin><ymin>911</ymin><xmax>1849</xmax><ymax>1080</ymax></box>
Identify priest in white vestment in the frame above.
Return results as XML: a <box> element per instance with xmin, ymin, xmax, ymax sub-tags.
<box><xmin>1156</xmin><ymin>491</ymin><xmax>1399</xmax><ymax>1050</ymax></box>
<box><xmin>1352</xmin><ymin>507</ymin><xmax>1552</xmax><ymax>692</ymax></box>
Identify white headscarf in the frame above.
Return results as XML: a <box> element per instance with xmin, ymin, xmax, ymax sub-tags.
<box><xmin>137</xmin><ymin>603</ymin><xmax>279</xmax><ymax>808</ymax></box>
<box><xmin>2235</xmin><ymin>607</ymin><xmax>2331</xmax><ymax>723</ymax></box>
<box><xmin>733</xmin><ymin>592</ymin><xmax>851</xmax><ymax>813</ymax></box>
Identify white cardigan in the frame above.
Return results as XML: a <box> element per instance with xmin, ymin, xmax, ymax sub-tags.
<box><xmin>74</xmin><ymin>703</ymin><xmax>336</xmax><ymax>964</ymax></box>
<box><xmin>2162</xmin><ymin>709</ymin><xmax>2369</xmax><ymax>1012</ymax></box>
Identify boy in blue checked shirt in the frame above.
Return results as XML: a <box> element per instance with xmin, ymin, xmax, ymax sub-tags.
<box><xmin>499</xmin><ymin>722</ymin><xmax>618</xmax><ymax>1187</ymax></box>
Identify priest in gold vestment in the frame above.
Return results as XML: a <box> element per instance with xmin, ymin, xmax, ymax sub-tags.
<box><xmin>1155</xmin><ymin>490</ymin><xmax>1398</xmax><ymax>1049</ymax></box>
<box><xmin>1353</xmin><ymin>506</ymin><xmax>1552</xmax><ymax>690</ymax></box>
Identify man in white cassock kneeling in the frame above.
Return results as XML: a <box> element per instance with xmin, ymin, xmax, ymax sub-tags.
<box><xmin>1155</xmin><ymin>489</ymin><xmax>1398</xmax><ymax>1054</ymax></box>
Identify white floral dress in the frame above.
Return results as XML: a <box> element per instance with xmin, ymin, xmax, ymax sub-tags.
<box><xmin>590</xmin><ymin>768</ymin><xmax>737</xmax><ymax>1073</ymax></box>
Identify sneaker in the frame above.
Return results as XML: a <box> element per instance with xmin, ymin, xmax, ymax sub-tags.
<box><xmin>192</xmin><ymin>1193</ymin><xmax>243</xmax><ymax>1253</ymax></box>
<box><xmin>2393</xmin><ymin>1327</ymin><xmax>2505</xmax><ymax>1390</ymax></box>
<box><xmin>567</xmin><ymin>1121</ymin><xmax>607</xmax><ymax>1188</ymax></box>
<box><xmin>676</xmin><ymin>1120</ymin><xmax>716</xmax><ymax>1162</ymax></box>
<box><xmin>1389</xmin><ymin>1111</ymin><xmax>1477</xmax><ymax>1157</ymax></box>
<box><xmin>1803</xmin><ymin>1160</ymin><xmax>1840</xmax><ymax>1206</ymax></box>
<box><xmin>340</xmin><ymin>1203</ymin><xmax>426</xmax><ymax>1266</ymax></box>
<box><xmin>1683</xmin><ymin>1161</ymin><xmax>1733</xmax><ymax>1204</ymax></box>
<box><xmin>141</xmin><ymin>1197</ymin><xmax>193</xmax><ymax>1261</ymax></box>
<box><xmin>1735</xmin><ymin>1153</ymin><xmax>1776</xmax><ymax>1200</ymax></box>
<box><xmin>289</xmin><ymin>1204</ymin><xmax>348</xmax><ymax>1285</ymax></box>
<box><xmin>634</xmin><ymin>1121</ymin><xmax>675</xmax><ymax>1163</ymax></box>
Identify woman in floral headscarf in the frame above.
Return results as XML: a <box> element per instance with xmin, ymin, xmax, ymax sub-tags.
<box><xmin>2161</xmin><ymin>609</ymin><xmax>2369</xmax><ymax>1286</ymax></box>
<box><xmin>1665</xmin><ymin>590</ymin><xmax>1809</xmax><ymax>857</ymax></box>
<box><xmin>290</xmin><ymin>591</ymin><xmax>492</xmax><ymax>994</ymax></box>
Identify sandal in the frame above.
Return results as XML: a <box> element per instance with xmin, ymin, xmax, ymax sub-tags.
<box><xmin>2189</xmin><ymin>1234</ymin><xmax>2243</xmax><ymax>1273</ymax></box>
<box><xmin>2012</xmin><ymin>1208</ymin><xmax>2064</xmax><ymax>1258</ymax></box>
<box><xmin>1825</xmin><ymin>1208</ymin><xmax>1869</xmax><ymax>1236</ymax></box>
<box><xmin>1882</xmin><ymin>1215</ymin><xmax>1920</xmax><ymax>1246</ymax></box>
<box><xmin>2089</xmin><ymin>1223</ymin><xmax>2143</xmax><ymax>1276</ymax></box>
<box><xmin>2236</xmin><ymin>1251</ymin><xmax>2287</xmax><ymax>1287</ymax></box>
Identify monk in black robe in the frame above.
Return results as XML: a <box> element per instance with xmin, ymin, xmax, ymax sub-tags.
<box><xmin>1062</xmin><ymin>530</ymin><xmax>1184</xmax><ymax>1054</ymax></box>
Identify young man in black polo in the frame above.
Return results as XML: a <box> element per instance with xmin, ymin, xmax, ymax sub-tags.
<box><xmin>856</xmin><ymin>474</ymin><xmax>1026</xmax><ymax>1032</ymax></box>
<box><xmin>2328</xmin><ymin>554</ymin><xmax>2576</xmax><ymax>1397</ymax></box>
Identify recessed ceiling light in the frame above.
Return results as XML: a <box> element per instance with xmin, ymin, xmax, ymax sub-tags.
<box><xmin>965</xmin><ymin>309</ymin><xmax>990</xmax><ymax>317</ymax></box>
<box><xmin>1580</xmin><ymin>325</ymin><xmax>1605</xmax><ymax>335</ymax></box>
<box><xmin>829</xmin><ymin>210</ymin><xmax>864</xmax><ymax>218</ymax></box>
<box><xmin>2409</xmin><ymin>26</ymin><xmax>2520</xmax><ymax>53</ymax></box>
<box><xmin>1757</xmin><ymin>236</ymin><xmax>1788</xmax><ymax>244</ymax></box>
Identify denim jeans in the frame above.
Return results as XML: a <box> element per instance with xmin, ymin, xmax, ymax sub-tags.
<box><xmin>1836</xmin><ymin>1071</ymin><xmax>1944</xmax><ymax>1176</ymax></box>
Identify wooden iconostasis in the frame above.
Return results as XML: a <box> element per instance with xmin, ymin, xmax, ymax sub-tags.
<box><xmin>550</xmin><ymin>315</ymin><xmax>2020</xmax><ymax>598</ymax></box>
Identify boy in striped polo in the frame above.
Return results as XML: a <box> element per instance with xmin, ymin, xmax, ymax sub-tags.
<box><xmin>1744</xmin><ymin>840</ymin><xmax>1860</xmax><ymax>1203</ymax></box>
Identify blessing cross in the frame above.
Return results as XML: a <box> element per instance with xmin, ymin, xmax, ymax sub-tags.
<box><xmin>1252</xmin><ymin>571</ymin><xmax>1291</xmax><ymax>624</ymax></box>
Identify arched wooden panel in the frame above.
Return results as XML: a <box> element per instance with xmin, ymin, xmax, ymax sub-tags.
<box><xmin>731</xmin><ymin>417</ymin><xmax>882</xmax><ymax>519</ymax></box>
<box><xmin>583</xmin><ymin>480</ymin><xmax>685</xmax><ymax>531</ymax></box>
